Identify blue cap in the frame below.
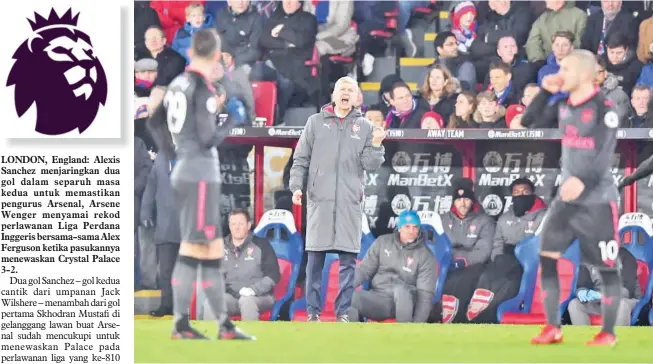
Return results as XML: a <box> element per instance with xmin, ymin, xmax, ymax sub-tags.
<box><xmin>397</xmin><ymin>210</ymin><xmax>421</xmax><ymax>229</ymax></box>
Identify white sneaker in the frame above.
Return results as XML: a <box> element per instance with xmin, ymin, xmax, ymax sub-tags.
<box><xmin>362</xmin><ymin>53</ymin><xmax>375</xmax><ymax>76</ymax></box>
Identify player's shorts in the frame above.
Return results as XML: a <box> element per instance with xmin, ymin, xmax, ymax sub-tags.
<box><xmin>539</xmin><ymin>200</ymin><xmax>621</xmax><ymax>269</ymax></box>
<box><xmin>172</xmin><ymin>179</ymin><xmax>223</xmax><ymax>244</ymax></box>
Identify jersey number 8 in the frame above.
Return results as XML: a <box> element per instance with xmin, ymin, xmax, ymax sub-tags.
<box><xmin>164</xmin><ymin>91</ymin><xmax>187</xmax><ymax>133</ymax></box>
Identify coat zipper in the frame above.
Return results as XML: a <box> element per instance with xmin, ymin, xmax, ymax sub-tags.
<box><xmin>333</xmin><ymin>118</ymin><xmax>344</xmax><ymax>243</ymax></box>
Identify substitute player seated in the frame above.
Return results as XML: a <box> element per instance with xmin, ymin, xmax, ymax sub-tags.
<box><xmin>436</xmin><ymin>178</ymin><xmax>496</xmax><ymax>323</ymax></box>
<box><xmin>348</xmin><ymin>210</ymin><xmax>437</xmax><ymax>323</ymax></box>
<box><xmin>203</xmin><ymin>209</ymin><xmax>280</xmax><ymax>321</ymax></box>
<box><xmin>465</xmin><ymin>178</ymin><xmax>548</xmax><ymax>323</ymax></box>
<box><xmin>568</xmin><ymin>249</ymin><xmax>642</xmax><ymax>326</ymax></box>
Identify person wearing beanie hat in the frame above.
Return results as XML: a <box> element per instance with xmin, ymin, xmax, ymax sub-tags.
<box><xmin>348</xmin><ymin>210</ymin><xmax>437</xmax><ymax>323</ymax></box>
<box><xmin>463</xmin><ymin>177</ymin><xmax>548</xmax><ymax>323</ymax></box>
<box><xmin>505</xmin><ymin>104</ymin><xmax>526</xmax><ymax>129</ymax></box>
<box><xmin>420</xmin><ymin>111</ymin><xmax>445</xmax><ymax>130</ymax></box>
<box><xmin>438</xmin><ymin>178</ymin><xmax>495</xmax><ymax>323</ymax></box>
<box><xmin>451</xmin><ymin>1</ymin><xmax>477</xmax><ymax>54</ymax></box>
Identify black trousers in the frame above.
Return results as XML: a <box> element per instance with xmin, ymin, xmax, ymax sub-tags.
<box><xmin>156</xmin><ymin>242</ymin><xmax>180</xmax><ymax>309</ymax></box>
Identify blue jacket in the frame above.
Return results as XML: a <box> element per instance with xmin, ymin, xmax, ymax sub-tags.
<box><xmin>171</xmin><ymin>14</ymin><xmax>215</xmax><ymax>64</ymax></box>
<box><xmin>537</xmin><ymin>53</ymin><xmax>559</xmax><ymax>86</ymax></box>
<box><xmin>637</xmin><ymin>64</ymin><xmax>653</xmax><ymax>88</ymax></box>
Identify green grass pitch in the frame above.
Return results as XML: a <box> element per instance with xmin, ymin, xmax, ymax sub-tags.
<box><xmin>134</xmin><ymin>320</ymin><xmax>653</xmax><ymax>363</ymax></box>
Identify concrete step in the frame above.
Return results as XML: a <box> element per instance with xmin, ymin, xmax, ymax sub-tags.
<box><xmin>135</xmin><ymin>290</ymin><xmax>160</xmax><ymax>315</ymax></box>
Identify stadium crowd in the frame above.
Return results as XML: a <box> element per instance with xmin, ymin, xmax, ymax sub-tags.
<box><xmin>134</xmin><ymin>0</ymin><xmax>653</xmax><ymax>325</ymax></box>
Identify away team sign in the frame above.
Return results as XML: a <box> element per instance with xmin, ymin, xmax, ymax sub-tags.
<box><xmin>2</xmin><ymin>3</ymin><xmax>120</xmax><ymax>139</ymax></box>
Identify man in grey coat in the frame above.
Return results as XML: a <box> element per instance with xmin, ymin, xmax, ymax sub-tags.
<box><xmin>349</xmin><ymin>210</ymin><xmax>437</xmax><ymax>323</ymax></box>
<box><xmin>141</xmin><ymin>152</ymin><xmax>181</xmax><ymax>316</ymax></box>
<box><xmin>289</xmin><ymin>76</ymin><xmax>386</xmax><ymax>322</ymax></box>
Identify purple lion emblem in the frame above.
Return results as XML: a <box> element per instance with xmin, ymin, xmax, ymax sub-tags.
<box><xmin>6</xmin><ymin>9</ymin><xmax>108</xmax><ymax>135</ymax></box>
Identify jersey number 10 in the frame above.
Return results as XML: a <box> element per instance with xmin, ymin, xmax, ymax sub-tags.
<box><xmin>164</xmin><ymin>91</ymin><xmax>187</xmax><ymax>133</ymax></box>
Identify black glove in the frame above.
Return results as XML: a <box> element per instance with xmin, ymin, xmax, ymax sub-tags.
<box><xmin>618</xmin><ymin>176</ymin><xmax>633</xmax><ymax>191</ymax></box>
<box><xmin>141</xmin><ymin>219</ymin><xmax>155</xmax><ymax>229</ymax></box>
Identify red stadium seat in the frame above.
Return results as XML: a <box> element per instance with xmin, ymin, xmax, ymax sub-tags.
<box><xmin>251</xmin><ymin>81</ymin><xmax>277</xmax><ymax>126</ymax></box>
<box><xmin>501</xmin><ymin>258</ymin><xmax>576</xmax><ymax>324</ymax></box>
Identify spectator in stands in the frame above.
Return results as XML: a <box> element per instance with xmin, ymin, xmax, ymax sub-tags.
<box><xmin>595</xmin><ymin>57</ymin><xmax>631</xmax><ymax>121</ymax></box>
<box><xmin>135</xmin><ymin>2</ymin><xmax>161</xmax><ymax>58</ymax></box>
<box><xmin>134</xmin><ymin>58</ymin><xmax>158</xmax><ymax>97</ymax></box>
<box><xmin>433</xmin><ymin>31</ymin><xmax>477</xmax><ymax>90</ymax></box>
<box><xmin>488</xmin><ymin>61</ymin><xmax>520</xmax><ymax>106</ymax></box>
<box><xmin>604</xmin><ymin>31</ymin><xmax>644</xmax><ymax>95</ymax></box>
<box><xmin>304</xmin><ymin>1</ymin><xmax>358</xmax><ymax>58</ymax></box>
<box><xmin>354</xmin><ymin>88</ymin><xmax>366</xmax><ymax>113</ymax></box>
<box><xmin>353</xmin><ymin>1</ymin><xmax>396</xmax><ymax>77</ymax></box>
<box><xmin>385</xmin><ymin>82</ymin><xmax>430</xmax><ymax>129</ymax></box>
<box><xmin>568</xmin><ymin>249</ymin><xmax>641</xmax><ymax>326</ymax></box>
<box><xmin>304</xmin><ymin>1</ymin><xmax>358</xmax><ymax>104</ymax></box>
<box><xmin>485</xmin><ymin>35</ymin><xmax>534</xmax><ymax>92</ymax></box>
<box><xmin>216</xmin><ymin>209</ymin><xmax>280</xmax><ymax>321</ymax></box>
<box><xmin>365</xmin><ymin>105</ymin><xmax>386</xmax><ymax>129</ymax></box>
<box><xmin>637</xmin><ymin>42</ymin><xmax>653</xmax><ymax>87</ymax></box>
<box><xmin>526</xmin><ymin>0</ymin><xmax>587</xmax><ymax>65</ymax></box>
<box><xmin>537</xmin><ymin>31</ymin><xmax>576</xmax><ymax>86</ymax></box>
<box><xmin>172</xmin><ymin>3</ymin><xmax>215</xmax><ymax>65</ymax></box>
<box><xmin>140</xmin><ymin>150</ymin><xmax>181</xmax><ymax>317</ymax></box>
<box><xmin>626</xmin><ymin>84</ymin><xmax>651</xmax><ymax>127</ymax></box>
<box><xmin>420</xmin><ymin>111</ymin><xmax>445</xmax><ymax>130</ymax></box>
<box><xmin>437</xmin><ymin>178</ymin><xmax>495</xmax><ymax>323</ymax></box>
<box><xmin>473</xmin><ymin>91</ymin><xmax>507</xmax><ymax>128</ymax></box>
<box><xmin>506</xmin><ymin>104</ymin><xmax>526</xmax><ymax>129</ymax></box>
<box><xmin>349</xmin><ymin>210</ymin><xmax>437</xmax><ymax>323</ymax></box>
<box><xmin>465</xmin><ymin>178</ymin><xmax>547</xmax><ymax>323</ymax></box>
<box><xmin>470</xmin><ymin>0</ymin><xmax>533</xmax><ymax>81</ymax></box>
<box><xmin>581</xmin><ymin>0</ymin><xmax>637</xmax><ymax>56</ymax></box>
<box><xmin>448</xmin><ymin>91</ymin><xmax>478</xmax><ymax>129</ymax></box>
<box><xmin>451</xmin><ymin>1</ymin><xmax>477</xmax><ymax>55</ymax></box>
<box><xmin>521</xmin><ymin>83</ymin><xmax>540</xmax><ymax>106</ymax></box>
<box><xmin>397</xmin><ymin>1</ymin><xmax>432</xmax><ymax>57</ymax></box>
<box><xmin>139</xmin><ymin>26</ymin><xmax>186</xmax><ymax>86</ymax></box>
<box><xmin>418</xmin><ymin>64</ymin><xmax>459</xmax><ymax>123</ymax></box>
<box><xmin>219</xmin><ymin>48</ymin><xmax>257</xmax><ymax>124</ymax></box>
<box><xmin>215</xmin><ymin>0</ymin><xmax>263</xmax><ymax>74</ymax></box>
<box><xmin>256</xmin><ymin>0</ymin><xmax>318</xmax><ymax>121</ymax></box>
<box><xmin>150</xmin><ymin>1</ymin><xmax>191</xmax><ymax>46</ymax></box>
<box><xmin>134</xmin><ymin>137</ymin><xmax>152</xmax><ymax>291</ymax></box>
<box><xmin>637</xmin><ymin>15</ymin><xmax>653</xmax><ymax>64</ymax></box>
<box><xmin>372</xmin><ymin>74</ymin><xmax>404</xmax><ymax>116</ymax></box>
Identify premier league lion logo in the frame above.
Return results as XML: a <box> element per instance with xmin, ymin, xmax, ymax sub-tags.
<box><xmin>6</xmin><ymin>9</ymin><xmax>108</xmax><ymax>135</ymax></box>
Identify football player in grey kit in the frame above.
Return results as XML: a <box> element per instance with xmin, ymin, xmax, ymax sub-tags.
<box><xmin>147</xmin><ymin>28</ymin><xmax>254</xmax><ymax>340</ymax></box>
<box><xmin>522</xmin><ymin>50</ymin><xmax>623</xmax><ymax>347</ymax></box>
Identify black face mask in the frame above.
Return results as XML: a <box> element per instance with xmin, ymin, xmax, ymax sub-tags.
<box><xmin>512</xmin><ymin>194</ymin><xmax>536</xmax><ymax>217</ymax></box>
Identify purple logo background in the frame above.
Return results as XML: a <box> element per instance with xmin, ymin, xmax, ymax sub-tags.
<box><xmin>6</xmin><ymin>9</ymin><xmax>108</xmax><ymax>135</ymax></box>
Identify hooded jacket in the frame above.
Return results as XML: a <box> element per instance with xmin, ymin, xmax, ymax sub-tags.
<box><xmin>491</xmin><ymin>197</ymin><xmax>547</xmax><ymax>260</ymax></box>
<box><xmin>171</xmin><ymin>14</ymin><xmax>215</xmax><ymax>65</ymax></box>
<box><xmin>354</xmin><ymin>230</ymin><xmax>437</xmax><ymax>322</ymax></box>
<box><xmin>289</xmin><ymin>104</ymin><xmax>385</xmax><ymax>253</ymax></box>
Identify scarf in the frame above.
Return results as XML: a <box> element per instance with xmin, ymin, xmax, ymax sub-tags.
<box><xmin>451</xmin><ymin>21</ymin><xmax>477</xmax><ymax>44</ymax></box>
<box><xmin>135</xmin><ymin>78</ymin><xmax>153</xmax><ymax>89</ymax></box>
<box><xmin>495</xmin><ymin>81</ymin><xmax>513</xmax><ymax>106</ymax></box>
<box><xmin>385</xmin><ymin>99</ymin><xmax>417</xmax><ymax>128</ymax></box>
